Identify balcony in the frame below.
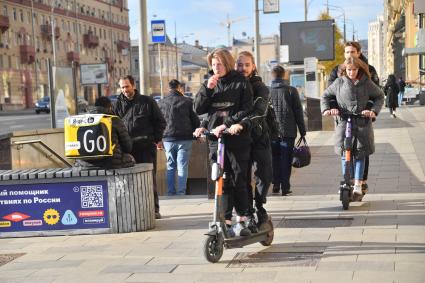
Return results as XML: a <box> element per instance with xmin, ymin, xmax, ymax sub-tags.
<box><xmin>116</xmin><ymin>40</ymin><xmax>129</xmax><ymax>52</ymax></box>
<box><xmin>0</xmin><ymin>15</ymin><xmax>9</xmax><ymax>33</ymax></box>
<box><xmin>67</xmin><ymin>51</ymin><xmax>80</xmax><ymax>64</ymax></box>
<box><xmin>20</xmin><ymin>45</ymin><xmax>36</xmax><ymax>64</ymax></box>
<box><xmin>83</xmin><ymin>32</ymin><xmax>99</xmax><ymax>48</ymax></box>
<box><xmin>40</xmin><ymin>24</ymin><xmax>60</xmax><ymax>40</ymax></box>
<box><xmin>105</xmin><ymin>57</ymin><xmax>114</xmax><ymax>71</ymax></box>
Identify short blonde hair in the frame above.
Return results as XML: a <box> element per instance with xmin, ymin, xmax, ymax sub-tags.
<box><xmin>207</xmin><ymin>48</ymin><xmax>235</xmax><ymax>74</ymax></box>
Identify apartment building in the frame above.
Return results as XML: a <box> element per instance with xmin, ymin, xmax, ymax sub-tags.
<box><xmin>368</xmin><ymin>15</ymin><xmax>385</xmax><ymax>82</ymax></box>
<box><xmin>0</xmin><ymin>0</ymin><xmax>130</xmax><ymax>110</ymax></box>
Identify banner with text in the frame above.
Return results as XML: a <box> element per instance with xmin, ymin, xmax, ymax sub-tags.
<box><xmin>0</xmin><ymin>181</ymin><xmax>109</xmax><ymax>232</ymax></box>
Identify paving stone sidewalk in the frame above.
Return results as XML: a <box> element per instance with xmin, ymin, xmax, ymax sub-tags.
<box><xmin>0</xmin><ymin>105</ymin><xmax>424</xmax><ymax>283</ymax></box>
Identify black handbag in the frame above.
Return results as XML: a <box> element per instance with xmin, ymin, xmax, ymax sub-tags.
<box><xmin>292</xmin><ymin>136</ymin><xmax>311</xmax><ymax>168</ymax></box>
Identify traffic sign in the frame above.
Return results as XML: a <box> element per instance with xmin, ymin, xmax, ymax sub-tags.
<box><xmin>151</xmin><ymin>20</ymin><xmax>166</xmax><ymax>43</ymax></box>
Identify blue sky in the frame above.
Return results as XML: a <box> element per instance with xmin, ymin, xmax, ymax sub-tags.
<box><xmin>128</xmin><ymin>0</ymin><xmax>384</xmax><ymax>47</ymax></box>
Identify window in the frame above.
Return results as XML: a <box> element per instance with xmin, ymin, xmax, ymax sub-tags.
<box><xmin>19</xmin><ymin>9</ymin><xmax>24</xmax><ymax>22</ymax></box>
<box><xmin>13</xmin><ymin>8</ymin><xmax>16</xmax><ymax>21</ymax></box>
<box><xmin>27</xmin><ymin>11</ymin><xmax>31</xmax><ymax>23</ymax></box>
<box><xmin>0</xmin><ymin>54</ymin><xmax>3</xmax><ymax>68</ymax></box>
<box><xmin>2</xmin><ymin>5</ymin><xmax>7</xmax><ymax>17</ymax></box>
<box><xmin>188</xmin><ymin>72</ymin><xmax>192</xmax><ymax>81</ymax></box>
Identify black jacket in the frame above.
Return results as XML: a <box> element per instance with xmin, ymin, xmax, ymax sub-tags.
<box><xmin>158</xmin><ymin>90</ymin><xmax>200</xmax><ymax>141</ymax></box>
<box><xmin>384</xmin><ymin>79</ymin><xmax>400</xmax><ymax>109</ymax></box>
<box><xmin>75</xmin><ymin>106</ymin><xmax>135</xmax><ymax>169</ymax></box>
<box><xmin>328</xmin><ymin>54</ymin><xmax>380</xmax><ymax>87</ymax></box>
<box><xmin>194</xmin><ymin>70</ymin><xmax>253</xmax><ymax>146</ymax></box>
<box><xmin>270</xmin><ymin>78</ymin><xmax>306</xmax><ymax>139</ymax></box>
<box><xmin>246</xmin><ymin>75</ymin><xmax>270</xmax><ymax>144</ymax></box>
<box><xmin>112</xmin><ymin>90</ymin><xmax>166</xmax><ymax>145</ymax></box>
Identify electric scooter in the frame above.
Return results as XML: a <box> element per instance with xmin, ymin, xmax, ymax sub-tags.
<box><xmin>202</xmin><ymin>130</ymin><xmax>274</xmax><ymax>263</ymax></box>
<box><xmin>340</xmin><ymin>112</ymin><xmax>367</xmax><ymax>210</ymax></box>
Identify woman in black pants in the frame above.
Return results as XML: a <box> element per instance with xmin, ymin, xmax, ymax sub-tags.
<box><xmin>193</xmin><ymin>48</ymin><xmax>253</xmax><ymax>237</ymax></box>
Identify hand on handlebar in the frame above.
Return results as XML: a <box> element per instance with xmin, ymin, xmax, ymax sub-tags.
<box><xmin>323</xmin><ymin>108</ymin><xmax>340</xmax><ymax>116</ymax></box>
<box><xmin>193</xmin><ymin>127</ymin><xmax>207</xmax><ymax>138</ymax></box>
<box><xmin>361</xmin><ymin>110</ymin><xmax>376</xmax><ymax>119</ymax></box>
<box><xmin>228</xmin><ymin>124</ymin><xmax>243</xmax><ymax>135</ymax></box>
<box><xmin>212</xmin><ymin>124</ymin><xmax>227</xmax><ymax>138</ymax></box>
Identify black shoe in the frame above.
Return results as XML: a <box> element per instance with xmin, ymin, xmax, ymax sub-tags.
<box><xmin>282</xmin><ymin>190</ymin><xmax>292</xmax><ymax>196</ymax></box>
<box><xmin>155</xmin><ymin>212</ymin><xmax>161</xmax><ymax>219</ymax></box>
<box><xmin>247</xmin><ymin>215</ymin><xmax>258</xmax><ymax>233</ymax></box>
<box><xmin>256</xmin><ymin>207</ymin><xmax>268</xmax><ymax>226</ymax></box>
<box><xmin>272</xmin><ymin>184</ymin><xmax>280</xmax><ymax>194</ymax></box>
<box><xmin>361</xmin><ymin>183</ymin><xmax>368</xmax><ymax>195</ymax></box>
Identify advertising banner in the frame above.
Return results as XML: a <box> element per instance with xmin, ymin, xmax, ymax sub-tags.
<box><xmin>80</xmin><ymin>64</ymin><xmax>108</xmax><ymax>85</ymax></box>
<box><xmin>53</xmin><ymin>66</ymin><xmax>76</xmax><ymax>128</ymax></box>
<box><xmin>0</xmin><ymin>181</ymin><xmax>109</xmax><ymax>233</ymax></box>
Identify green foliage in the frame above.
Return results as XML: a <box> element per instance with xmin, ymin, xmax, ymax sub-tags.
<box><xmin>318</xmin><ymin>12</ymin><xmax>345</xmax><ymax>75</ymax></box>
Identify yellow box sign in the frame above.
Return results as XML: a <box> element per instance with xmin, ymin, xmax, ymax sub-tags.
<box><xmin>64</xmin><ymin>114</ymin><xmax>114</xmax><ymax>159</ymax></box>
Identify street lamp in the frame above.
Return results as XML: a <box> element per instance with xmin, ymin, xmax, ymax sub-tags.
<box><xmin>327</xmin><ymin>4</ymin><xmax>346</xmax><ymax>42</ymax></box>
<box><xmin>49</xmin><ymin>0</ymin><xmax>58</xmax><ymax>66</ymax></box>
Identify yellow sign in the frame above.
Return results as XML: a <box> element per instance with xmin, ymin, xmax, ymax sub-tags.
<box><xmin>64</xmin><ymin>114</ymin><xmax>114</xmax><ymax>158</ymax></box>
<box><xmin>0</xmin><ymin>221</ymin><xmax>11</xmax><ymax>227</ymax></box>
<box><xmin>43</xmin><ymin>208</ymin><xmax>60</xmax><ymax>225</ymax></box>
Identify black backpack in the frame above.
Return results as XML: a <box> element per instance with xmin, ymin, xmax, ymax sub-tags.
<box><xmin>265</xmin><ymin>102</ymin><xmax>279</xmax><ymax>141</ymax></box>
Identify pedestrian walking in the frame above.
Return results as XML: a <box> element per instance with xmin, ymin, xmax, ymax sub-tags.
<box><xmin>384</xmin><ymin>74</ymin><xmax>400</xmax><ymax>118</ymax></box>
<box><xmin>158</xmin><ymin>79</ymin><xmax>200</xmax><ymax>196</ymax></box>
<box><xmin>398</xmin><ymin>77</ymin><xmax>406</xmax><ymax>106</ymax></box>
<box><xmin>112</xmin><ymin>75</ymin><xmax>166</xmax><ymax>219</ymax></box>
<box><xmin>269</xmin><ymin>65</ymin><xmax>306</xmax><ymax>196</ymax></box>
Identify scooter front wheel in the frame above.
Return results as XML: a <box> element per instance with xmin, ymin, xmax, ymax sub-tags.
<box><xmin>341</xmin><ymin>190</ymin><xmax>350</xmax><ymax>210</ymax></box>
<box><xmin>203</xmin><ymin>234</ymin><xmax>224</xmax><ymax>263</ymax></box>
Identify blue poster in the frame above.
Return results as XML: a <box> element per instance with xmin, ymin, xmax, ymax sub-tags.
<box><xmin>0</xmin><ymin>181</ymin><xmax>109</xmax><ymax>232</ymax></box>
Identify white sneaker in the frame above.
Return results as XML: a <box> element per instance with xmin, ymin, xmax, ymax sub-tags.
<box><xmin>353</xmin><ymin>185</ymin><xmax>362</xmax><ymax>196</ymax></box>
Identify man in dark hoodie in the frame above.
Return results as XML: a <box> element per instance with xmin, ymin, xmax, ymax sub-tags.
<box><xmin>113</xmin><ymin>75</ymin><xmax>166</xmax><ymax>219</ymax></box>
<box><xmin>327</xmin><ymin>41</ymin><xmax>379</xmax><ymax>194</ymax></box>
<box><xmin>158</xmin><ymin>80</ymin><xmax>200</xmax><ymax>196</ymax></box>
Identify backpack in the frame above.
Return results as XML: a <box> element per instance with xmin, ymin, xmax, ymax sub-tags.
<box><xmin>265</xmin><ymin>102</ymin><xmax>280</xmax><ymax>141</ymax></box>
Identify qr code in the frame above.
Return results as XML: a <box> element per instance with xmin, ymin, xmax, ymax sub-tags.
<box><xmin>80</xmin><ymin>185</ymin><xmax>104</xmax><ymax>208</ymax></box>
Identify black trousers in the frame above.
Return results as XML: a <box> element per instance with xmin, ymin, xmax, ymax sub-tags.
<box><xmin>246</xmin><ymin>140</ymin><xmax>272</xmax><ymax>213</ymax></box>
<box><xmin>363</xmin><ymin>155</ymin><xmax>369</xmax><ymax>181</ymax></box>
<box><xmin>131</xmin><ymin>143</ymin><xmax>160</xmax><ymax>213</ymax></box>
<box><xmin>209</xmin><ymin>141</ymin><xmax>251</xmax><ymax>220</ymax></box>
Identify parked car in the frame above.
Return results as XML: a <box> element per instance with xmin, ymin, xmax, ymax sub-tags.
<box><xmin>35</xmin><ymin>96</ymin><xmax>50</xmax><ymax>114</ymax></box>
<box><xmin>152</xmin><ymin>95</ymin><xmax>161</xmax><ymax>103</ymax></box>
<box><xmin>108</xmin><ymin>94</ymin><xmax>119</xmax><ymax>104</ymax></box>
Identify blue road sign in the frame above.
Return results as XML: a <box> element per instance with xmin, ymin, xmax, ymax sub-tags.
<box><xmin>151</xmin><ymin>20</ymin><xmax>166</xmax><ymax>43</ymax></box>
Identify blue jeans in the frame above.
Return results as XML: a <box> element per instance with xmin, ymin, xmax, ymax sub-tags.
<box><xmin>341</xmin><ymin>156</ymin><xmax>365</xmax><ymax>181</ymax></box>
<box><xmin>271</xmin><ymin>137</ymin><xmax>295</xmax><ymax>191</ymax></box>
<box><xmin>163</xmin><ymin>140</ymin><xmax>193</xmax><ymax>195</ymax></box>
<box><xmin>398</xmin><ymin>91</ymin><xmax>404</xmax><ymax>105</ymax></box>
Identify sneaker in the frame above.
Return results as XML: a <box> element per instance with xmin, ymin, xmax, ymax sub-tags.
<box><xmin>247</xmin><ymin>215</ymin><xmax>258</xmax><ymax>233</ymax></box>
<box><xmin>272</xmin><ymin>184</ymin><xmax>280</xmax><ymax>194</ymax></box>
<box><xmin>232</xmin><ymin>222</ymin><xmax>251</xmax><ymax>237</ymax></box>
<box><xmin>155</xmin><ymin>212</ymin><xmax>162</xmax><ymax>219</ymax></box>
<box><xmin>225</xmin><ymin>224</ymin><xmax>236</xmax><ymax>238</ymax></box>
<box><xmin>353</xmin><ymin>185</ymin><xmax>362</xmax><ymax>196</ymax></box>
<box><xmin>256</xmin><ymin>207</ymin><xmax>268</xmax><ymax>226</ymax></box>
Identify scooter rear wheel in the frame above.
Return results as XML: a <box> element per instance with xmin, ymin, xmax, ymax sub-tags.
<box><xmin>260</xmin><ymin>217</ymin><xmax>274</xmax><ymax>246</ymax></box>
<box><xmin>342</xmin><ymin>190</ymin><xmax>350</xmax><ymax>210</ymax></box>
<box><xmin>203</xmin><ymin>234</ymin><xmax>224</xmax><ymax>263</ymax></box>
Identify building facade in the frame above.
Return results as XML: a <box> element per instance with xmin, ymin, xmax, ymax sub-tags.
<box><xmin>0</xmin><ymin>0</ymin><xmax>130</xmax><ymax>110</ymax></box>
<box><xmin>368</xmin><ymin>15</ymin><xmax>385</xmax><ymax>82</ymax></box>
<box><xmin>384</xmin><ymin>0</ymin><xmax>424</xmax><ymax>85</ymax></box>
<box><xmin>130</xmin><ymin>35</ymin><xmax>182</xmax><ymax>97</ymax></box>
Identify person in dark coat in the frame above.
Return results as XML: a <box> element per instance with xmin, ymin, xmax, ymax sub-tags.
<box><xmin>112</xmin><ymin>75</ymin><xmax>166</xmax><ymax>219</ymax></box>
<box><xmin>74</xmin><ymin>96</ymin><xmax>135</xmax><ymax>169</ymax></box>
<box><xmin>321</xmin><ymin>57</ymin><xmax>384</xmax><ymax>197</ymax></box>
<box><xmin>270</xmin><ymin>65</ymin><xmax>306</xmax><ymax>196</ymax></box>
<box><xmin>384</xmin><ymin>74</ymin><xmax>400</xmax><ymax>118</ymax></box>
<box><xmin>158</xmin><ymin>79</ymin><xmax>200</xmax><ymax>196</ymax></box>
<box><xmin>327</xmin><ymin>41</ymin><xmax>379</xmax><ymax>194</ymax></box>
<box><xmin>398</xmin><ymin>77</ymin><xmax>406</xmax><ymax>106</ymax></box>
<box><xmin>232</xmin><ymin>50</ymin><xmax>272</xmax><ymax>230</ymax></box>
<box><xmin>193</xmin><ymin>48</ymin><xmax>253</xmax><ymax>237</ymax></box>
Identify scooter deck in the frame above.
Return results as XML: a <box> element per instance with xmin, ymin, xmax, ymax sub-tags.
<box><xmin>224</xmin><ymin>226</ymin><xmax>272</xmax><ymax>249</ymax></box>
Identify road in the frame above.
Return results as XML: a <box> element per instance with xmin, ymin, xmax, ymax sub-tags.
<box><xmin>0</xmin><ymin>113</ymin><xmax>52</xmax><ymax>135</ymax></box>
